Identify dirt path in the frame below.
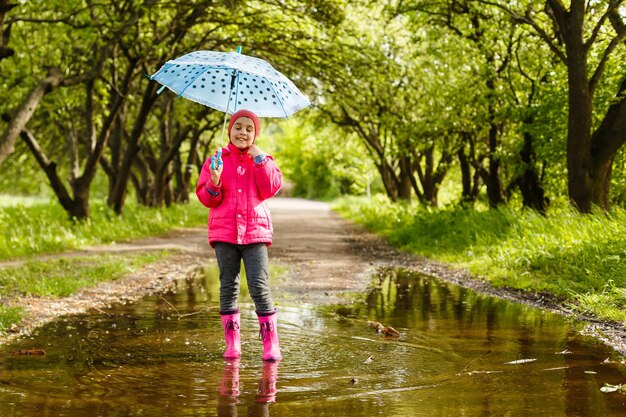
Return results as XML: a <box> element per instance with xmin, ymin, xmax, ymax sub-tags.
<box><xmin>1</xmin><ymin>197</ymin><xmax>625</xmax><ymax>355</ymax></box>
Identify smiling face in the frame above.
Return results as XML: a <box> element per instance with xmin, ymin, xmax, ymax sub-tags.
<box><xmin>229</xmin><ymin>117</ymin><xmax>256</xmax><ymax>150</ymax></box>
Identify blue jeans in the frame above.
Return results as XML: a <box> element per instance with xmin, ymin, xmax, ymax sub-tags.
<box><xmin>214</xmin><ymin>242</ymin><xmax>275</xmax><ymax>313</ymax></box>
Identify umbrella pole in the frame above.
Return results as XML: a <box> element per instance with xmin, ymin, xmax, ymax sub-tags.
<box><xmin>219</xmin><ymin>111</ymin><xmax>229</xmax><ymax>148</ymax></box>
<box><xmin>219</xmin><ymin>69</ymin><xmax>240</xmax><ymax>147</ymax></box>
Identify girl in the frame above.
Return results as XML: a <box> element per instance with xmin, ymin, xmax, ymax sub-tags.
<box><xmin>196</xmin><ymin>109</ymin><xmax>283</xmax><ymax>361</ymax></box>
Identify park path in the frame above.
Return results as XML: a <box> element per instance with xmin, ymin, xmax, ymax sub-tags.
<box><xmin>0</xmin><ymin>198</ymin><xmax>403</xmax><ymax>344</ymax></box>
<box><xmin>3</xmin><ymin>197</ymin><xmax>625</xmax><ymax>355</ymax></box>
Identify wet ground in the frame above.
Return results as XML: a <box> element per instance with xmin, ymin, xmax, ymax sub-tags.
<box><xmin>1</xmin><ymin>265</ymin><xmax>625</xmax><ymax>417</ymax></box>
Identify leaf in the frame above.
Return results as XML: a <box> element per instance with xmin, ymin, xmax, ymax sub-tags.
<box><xmin>11</xmin><ymin>349</ymin><xmax>45</xmax><ymax>356</ymax></box>
<box><xmin>505</xmin><ymin>358</ymin><xmax>536</xmax><ymax>365</ymax></box>
<box><xmin>600</xmin><ymin>384</ymin><xmax>619</xmax><ymax>393</ymax></box>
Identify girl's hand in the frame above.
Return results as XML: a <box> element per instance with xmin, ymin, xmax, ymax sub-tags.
<box><xmin>210</xmin><ymin>149</ymin><xmax>223</xmax><ymax>185</ymax></box>
<box><xmin>248</xmin><ymin>145</ymin><xmax>264</xmax><ymax>158</ymax></box>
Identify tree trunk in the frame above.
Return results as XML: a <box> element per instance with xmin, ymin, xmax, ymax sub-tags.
<box><xmin>132</xmin><ymin>153</ymin><xmax>151</xmax><ymax>205</ymax></box>
<box><xmin>509</xmin><ymin>127</ymin><xmax>549</xmax><ymax>214</ymax></box>
<box><xmin>105</xmin><ymin>102</ymin><xmax>127</xmax><ymax>202</ymax></box>
<box><xmin>485</xmin><ymin>125</ymin><xmax>504</xmax><ymax>208</ymax></box>
<box><xmin>172</xmin><ymin>153</ymin><xmax>187</xmax><ymax>203</ymax></box>
<box><xmin>458</xmin><ymin>148</ymin><xmax>473</xmax><ymax>203</ymax></box>
<box><xmin>413</xmin><ymin>146</ymin><xmax>452</xmax><ymax>207</ymax></box>
<box><xmin>376</xmin><ymin>161</ymin><xmax>399</xmax><ymax>201</ymax></box>
<box><xmin>110</xmin><ymin>82</ymin><xmax>158</xmax><ymax>214</ymax></box>
<box><xmin>20</xmin><ymin>129</ymin><xmax>89</xmax><ymax>220</ymax></box>
<box><xmin>589</xmin><ymin>77</ymin><xmax>626</xmax><ymax>209</ymax></box>
<box><xmin>398</xmin><ymin>156</ymin><xmax>413</xmax><ymax>201</ymax></box>
<box><xmin>485</xmin><ymin>71</ymin><xmax>504</xmax><ymax>208</ymax></box>
<box><xmin>177</xmin><ymin>130</ymin><xmax>202</xmax><ymax>203</ymax></box>
<box><xmin>544</xmin><ymin>0</ymin><xmax>593</xmax><ymax>211</ymax></box>
<box><xmin>0</xmin><ymin>68</ymin><xmax>63</xmax><ymax>165</ymax></box>
<box><xmin>565</xmin><ymin>49</ymin><xmax>593</xmax><ymax>212</ymax></box>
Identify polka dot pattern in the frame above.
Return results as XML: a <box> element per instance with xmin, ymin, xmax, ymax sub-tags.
<box><xmin>150</xmin><ymin>50</ymin><xmax>310</xmax><ymax>118</ymax></box>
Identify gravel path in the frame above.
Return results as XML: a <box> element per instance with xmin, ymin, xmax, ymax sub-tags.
<box><xmin>1</xmin><ymin>197</ymin><xmax>625</xmax><ymax>355</ymax></box>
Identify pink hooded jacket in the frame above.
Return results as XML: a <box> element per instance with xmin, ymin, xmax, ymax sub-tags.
<box><xmin>196</xmin><ymin>142</ymin><xmax>283</xmax><ymax>247</ymax></box>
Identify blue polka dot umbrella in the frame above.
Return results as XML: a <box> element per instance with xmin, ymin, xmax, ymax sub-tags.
<box><xmin>150</xmin><ymin>48</ymin><xmax>311</xmax><ymax>120</ymax></box>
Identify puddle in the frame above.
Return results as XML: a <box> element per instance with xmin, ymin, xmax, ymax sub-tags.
<box><xmin>1</xmin><ymin>266</ymin><xmax>625</xmax><ymax>416</ymax></box>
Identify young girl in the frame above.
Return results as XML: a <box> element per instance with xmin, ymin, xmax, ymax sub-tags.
<box><xmin>196</xmin><ymin>109</ymin><xmax>283</xmax><ymax>361</ymax></box>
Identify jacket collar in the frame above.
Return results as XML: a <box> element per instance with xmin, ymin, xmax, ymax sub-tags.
<box><xmin>225</xmin><ymin>142</ymin><xmax>250</xmax><ymax>156</ymax></box>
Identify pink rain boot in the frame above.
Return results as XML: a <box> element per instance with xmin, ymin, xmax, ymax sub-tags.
<box><xmin>220</xmin><ymin>310</ymin><xmax>241</xmax><ymax>359</ymax></box>
<box><xmin>257</xmin><ymin>311</ymin><xmax>282</xmax><ymax>361</ymax></box>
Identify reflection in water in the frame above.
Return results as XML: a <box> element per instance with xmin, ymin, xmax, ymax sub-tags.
<box><xmin>255</xmin><ymin>361</ymin><xmax>279</xmax><ymax>403</ymax></box>
<box><xmin>0</xmin><ymin>265</ymin><xmax>625</xmax><ymax>416</ymax></box>
<box><xmin>218</xmin><ymin>359</ymin><xmax>279</xmax><ymax>417</ymax></box>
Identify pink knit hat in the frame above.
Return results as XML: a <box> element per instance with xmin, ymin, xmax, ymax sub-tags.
<box><xmin>227</xmin><ymin>109</ymin><xmax>260</xmax><ymax>139</ymax></box>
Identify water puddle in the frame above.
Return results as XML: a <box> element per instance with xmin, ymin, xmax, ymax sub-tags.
<box><xmin>1</xmin><ymin>266</ymin><xmax>625</xmax><ymax>416</ymax></box>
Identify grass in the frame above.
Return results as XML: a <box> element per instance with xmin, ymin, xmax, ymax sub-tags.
<box><xmin>333</xmin><ymin>195</ymin><xmax>626</xmax><ymax>324</ymax></box>
<box><xmin>0</xmin><ymin>305</ymin><xmax>23</xmax><ymax>333</ymax></box>
<box><xmin>0</xmin><ymin>197</ymin><xmax>209</xmax><ymax>334</ymax></box>
<box><xmin>0</xmin><ymin>252</ymin><xmax>169</xmax><ymax>297</ymax></box>
<box><xmin>0</xmin><ymin>199</ymin><xmax>207</xmax><ymax>261</ymax></box>
<box><xmin>0</xmin><ymin>251</ymin><xmax>171</xmax><ymax>332</ymax></box>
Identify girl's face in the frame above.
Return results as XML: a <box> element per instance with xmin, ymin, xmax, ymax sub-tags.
<box><xmin>229</xmin><ymin>117</ymin><xmax>256</xmax><ymax>150</ymax></box>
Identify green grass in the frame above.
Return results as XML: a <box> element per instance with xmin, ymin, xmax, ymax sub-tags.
<box><xmin>333</xmin><ymin>195</ymin><xmax>626</xmax><ymax>324</ymax></box>
<box><xmin>0</xmin><ymin>252</ymin><xmax>169</xmax><ymax>298</ymax></box>
<box><xmin>0</xmin><ymin>251</ymin><xmax>171</xmax><ymax>332</ymax></box>
<box><xmin>0</xmin><ymin>305</ymin><xmax>23</xmax><ymax>333</ymax></box>
<box><xmin>0</xmin><ymin>199</ymin><xmax>207</xmax><ymax>261</ymax></box>
<box><xmin>0</xmin><ymin>197</ymin><xmax>209</xmax><ymax>334</ymax></box>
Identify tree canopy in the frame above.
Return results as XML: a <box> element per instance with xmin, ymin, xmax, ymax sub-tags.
<box><xmin>1</xmin><ymin>0</ymin><xmax>625</xmax><ymax>217</ymax></box>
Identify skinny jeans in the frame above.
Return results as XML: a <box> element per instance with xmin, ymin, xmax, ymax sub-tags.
<box><xmin>214</xmin><ymin>242</ymin><xmax>274</xmax><ymax>313</ymax></box>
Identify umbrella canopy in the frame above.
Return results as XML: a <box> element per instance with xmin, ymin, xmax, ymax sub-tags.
<box><xmin>150</xmin><ymin>50</ymin><xmax>310</xmax><ymax>118</ymax></box>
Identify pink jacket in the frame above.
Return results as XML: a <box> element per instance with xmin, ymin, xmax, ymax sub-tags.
<box><xmin>196</xmin><ymin>142</ymin><xmax>283</xmax><ymax>247</ymax></box>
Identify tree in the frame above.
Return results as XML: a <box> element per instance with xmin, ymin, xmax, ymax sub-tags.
<box><xmin>316</xmin><ymin>3</ymin><xmax>455</xmax><ymax>203</ymax></box>
<box><xmin>482</xmin><ymin>0</ymin><xmax>626</xmax><ymax>212</ymax></box>
<box><xmin>0</xmin><ymin>0</ymin><xmax>345</xmax><ymax>218</ymax></box>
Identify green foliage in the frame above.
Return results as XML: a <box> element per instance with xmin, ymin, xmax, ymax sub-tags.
<box><xmin>269</xmin><ymin>113</ymin><xmax>380</xmax><ymax>199</ymax></box>
<box><xmin>0</xmin><ymin>305</ymin><xmax>23</xmax><ymax>333</ymax></box>
<box><xmin>0</xmin><ymin>252</ymin><xmax>167</xmax><ymax>298</ymax></box>
<box><xmin>0</xmin><ymin>199</ymin><xmax>207</xmax><ymax>260</ymax></box>
<box><xmin>0</xmin><ymin>0</ymin><xmax>346</xmax><ymax>214</ymax></box>
<box><xmin>2</xmin><ymin>0</ymin><xmax>626</xmax><ymax>213</ymax></box>
<box><xmin>334</xmin><ymin>195</ymin><xmax>626</xmax><ymax>322</ymax></box>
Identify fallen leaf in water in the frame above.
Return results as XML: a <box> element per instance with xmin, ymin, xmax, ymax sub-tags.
<box><xmin>383</xmin><ymin>326</ymin><xmax>400</xmax><ymax>338</ymax></box>
<box><xmin>367</xmin><ymin>321</ymin><xmax>400</xmax><ymax>338</ymax></box>
<box><xmin>505</xmin><ymin>359</ymin><xmax>536</xmax><ymax>365</ymax></box>
<box><xmin>584</xmin><ymin>371</ymin><xmax>597</xmax><ymax>374</ymax></box>
<box><xmin>600</xmin><ymin>384</ymin><xmax>621</xmax><ymax>393</ymax></box>
<box><xmin>542</xmin><ymin>367</ymin><xmax>568</xmax><ymax>371</ymax></box>
<box><xmin>349</xmin><ymin>378</ymin><xmax>358</xmax><ymax>384</ymax></box>
<box><xmin>11</xmin><ymin>349</ymin><xmax>46</xmax><ymax>356</ymax></box>
<box><xmin>368</xmin><ymin>321</ymin><xmax>385</xmax><ymax>333</ymax></box>
<box><xmin>364</xmin><ymin>356</ymin><xmax>374</xmax><ymax>364</ymax></box>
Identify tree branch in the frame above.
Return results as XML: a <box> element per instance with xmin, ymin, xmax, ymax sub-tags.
<box><xmin>589</xmin><ymin>23</ymin><xmax>626</xmax><ymax>94</ymax></box>
<box><xmin>0</xmin><ymin>67</ymin><xmax>64</xmax><ymax>165</ymax></box>
<box><xmin>477</xmin><ymin>0</ymin><xmax>567</xmax><ymax>63</ymax></box>
<box><xmin>584</xmin><ymin>0</ymin><xmax>624</xmax><ymax>52</ymax></box>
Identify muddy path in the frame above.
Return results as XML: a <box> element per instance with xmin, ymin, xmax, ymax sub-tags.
<box><xmin>1</xmin><ymin>197</ymin><xmax>625</xmax><ymax>355</ymax></box>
